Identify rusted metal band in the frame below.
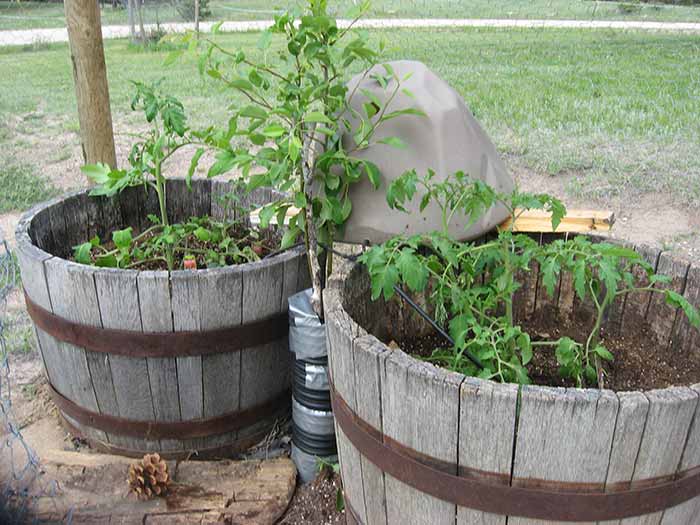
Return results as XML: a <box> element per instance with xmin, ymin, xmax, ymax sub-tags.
<box><xmin>25</xmin><ymin>290</ymin><xmax>288</xmax><ymax>358</ymax></box>
<box><xmin>330</xmin><ymin>382</ymin><xmax>700</xmax><ymax>521</ymax></box>
<box><xmin>50</xmin><ymin>382</ymin><xmax>290</xmax><ymax>440</ymax></box>
<box><xmin>60</xmin><ymin>415</ymin><xmax>277</xmax><ymax>460</ymax></box>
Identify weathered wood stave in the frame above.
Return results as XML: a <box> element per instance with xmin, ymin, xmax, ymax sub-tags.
<box><xmin>324</xmin><ymin>234</ymin><xmax>700</xmax><ymax>524</ymax></box>
<box><xmin>16</xmin><ymin>179</ymin><xmax>307</xmax><ymax>458</ymax></box>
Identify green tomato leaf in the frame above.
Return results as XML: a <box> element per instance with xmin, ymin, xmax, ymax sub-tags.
<box><xmin>555</xmin><ymin>337</ymin><xmax>576</xmax><ymax>366</ymax></box>
<box><xmin>281</xmin><ymin>226</ymin><xmax>300</xmax><ymax>250</ymax></box>
<box><xmin>574</xmin><ymin>259</ymin><xmax>587</xmax><ymax>302</ymax></box>
<box><xmin>112</xmin><ymin>228</ymin><xmax>133</xmax><ymax>251</ymax></box>
<box><xmin>363</xmin><ymin>160</ymin><xmax>381</xmax><ymax>189</ymax></box>
<box><xmin>378</xmin><ymin>136</ymin><xmax>407</xmax><ymax>149</ymax></box>
<box><xmin>593</xmin><ymin>345</ymin><xmax>614</xmax><ymax>362</ymax></box>
<box><xmin>262</xmin><ymin>124</ymin><xmax>286</xmax><ymax>138</ymax></box>
<box><xmin>396</xmin><ymin>249</ymin><xmax>428</xmax><ymax>293</ymax></box>
<box><xmin>95</xmin><ymin>254</ymin><xmax>118</xmax><ymax>268</ymax></box>
<box><xmin>519</xmin><ymin>333</ymin><xmax>532</xmax><ymax>365</ymax></box>
<box><xmin>240</xmin><ymin>105</ymin><xmax>268</xmax><ymax>120</ymax></box>
<box><xmin>194</xmin><ymin>227</ymin><xmax>212</xmax><ymax>242</ymax></box>
<box><xmin>82</xmin><ymin>162</ymin><xmax>113</xmax><ymax>185</ymax></box>
<box><xmin>73</xmin><ymin>242</ymin><xmax>93</xmax><ymax>265</ymax></box>
<box><xmin>186</xmin><ymin>147</ymin><xmax>205</xmax><ymax>189</ymax></box>
<box><xmin>666</xmin><ymin>290</ymin><xmax>700</xmax><ymax>328</ymax></box>
<box><xmin>305</xmin><ymin>111</ymin><xmax>334</xmax><ymax>125</ymax></box>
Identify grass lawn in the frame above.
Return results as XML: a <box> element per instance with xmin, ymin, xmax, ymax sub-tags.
<box><xmin>1</xmin><ymin>27</ymin><xmax>698</xmax><ymax>210</ymax></box>
<box><xmin>0</xmin><ymin>0</ymin><xmax>699</xmax><ymax>31</ymax></box>
<box><xmin>0</xmin><ymin>162</ymin><xmax>59</xmax><ymax>214</ymax></box>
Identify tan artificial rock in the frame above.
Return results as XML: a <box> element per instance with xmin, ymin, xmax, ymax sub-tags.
<box><xmin>339</xmin><ymin>60</ymin><xmax>514</xmax><ymax>244</ymax></box>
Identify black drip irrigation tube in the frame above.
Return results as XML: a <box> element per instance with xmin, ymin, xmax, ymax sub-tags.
<box><xmin>322</xmin><ymin>244</ymin><xmax>485</xmax><ymax>371</ymax></box>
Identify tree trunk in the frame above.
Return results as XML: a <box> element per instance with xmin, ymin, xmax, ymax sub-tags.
<box><xmin>194</xmin><ymin>0</ymin><xmax>200</xmax><ymax>34</ymax></box>
<box><xmin>127</xmin><ymin>0</ymin><xmax>136</xmax><ymax>42</ymax></box>
<box><xmin>137</xmin><ymin>0</ymin><xmax>146</xmax><ymax>41</ymax></box>
<box><xmin>64</xmin><ymin>0</ymin><xmax>117</xmax><ymax>169</ymax></box>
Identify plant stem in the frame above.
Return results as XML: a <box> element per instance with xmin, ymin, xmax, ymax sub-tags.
<box><xmin>153</xmin><ymin>159</ymin><xmax>175</xmax><ymax>271</ymax></box>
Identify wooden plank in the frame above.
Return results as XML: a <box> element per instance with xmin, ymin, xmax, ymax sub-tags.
<box><xmin>15</xmin><ymin>228</ymin><xmax>52</xmax><ymax>310</ymax></box>
<box><xmin>210</xmin><ymin>180</ymin><xmax>234</xmax><ymax>221</ymax></box>
<box><xmin>645</xmin><ymin>252</ymin><xmax>690</xmax><ymax>346</ymax></box>
<box><xmin>47</xmin><ymin>198</ymin><xmax>69</xmax><ymax>258</ymax></box>
<box><xmin>297</xmin><ymin>249</ymin><xmax>312</xmax><ymax>292</ymax></box>
<box><xmin>620</xmin><ymin>244</ymin><xmax>660</xmax><ymax>338</ymax></box>
<box><xmin>353</xmin><ymin>336</ymin><xmax>393</xmax><ymax>525</ymax></box>
<box><xmin>601</xmin><ymin>239</ymin><xmax>636</xmax><ymax>337</ymax></box>
<box><xmin>326</xmin><ymin>307</ymin><xmax>365</xmax><ymax>522</ymax></box>
<box><xmin>118</xmin><ymin>185</ymin><xmax>142</xmax><ymax>231</ymax></box>
<box><xmin>457</xmin><ymin>378</ymin><xmax>519</xmax><ymax>525</ymax></box>
<box><xmin>98</xmin><ymin>195</ymin><xmax>124</xmax><ymax>242</ymax></box>
<box><xmin>171</xmin><ymin>270</ymin><xmax>204</xmax><ymax>453</ymax></box>
<box><xmin>510</xmin><ymin>387</ymin><xmax>618</xmax><ymax>525</ymax></box>
<box><xmin>557</xmin><ymin>233</ymin><xmax>576</xmax><ymax>319</ymax></box>
<box><xmin>138</xmin><ymin>271</ymin><xmax>182</xmax><ymax>452</ymax></box>
<box><xmin>382</xmin><ymin>350</ymin><xmax>463</xmax><ymax>525</ymax></box>
<box><xmin>671</xmin><ymin>264</ymin><xmax>700</xmax><ymax>357</ymax></box>
<box><xmin>281</xmin><ymin>251</ymin><xmax>301</xmax><ymax>313</ymax></box>
<box><xmin>659</xmin><ymin>384</ymin><xmax>700</xmax><ymax>524</ymax></box>
<box><xmin>513</xmin><ymin>234</ymin><xmax>539</xmax><ymax>323</ymax></box>
<box><xmin>190</xmin><ymin>178</ymin><xmax>212</xmax><ymax>218</ymax></box>
<box><xmin>599</xmin><ymin>391</ymin><xmax>649</xmax><ymax>525</ymax></box>
<box><xmin>28</xmin><ymin>202</ymin><xmax>57</xmax><ymax>253</ymax></box>
<box><xmin>43</xmin><ymin>258</ymin><xmax>110</xmax><ymax>443</ymax></box>
<box><xmin>140</xmin><ymin>184</ymin><xmax>162</xmax><ymax>232</ymax></box>
<box><xmin>199</xmin><ymin>266</ymin><xmax>243</xmax><ymax>450</ymax></box>
<box><xmin>533</xmin><ymin>233</ymin><xmax>562</xmax><ymax>316</ymax></box>
<box><xmin>15</xmin><ymin>228</ymin><xmax>57</xmax><ymax>393</ymax></box>
<box><xmin>62</xmin><ymin>193</ymin><xmax>89</xmax><ymax>251</ymax></box>
<box><xmin>499</xmin><ymin>209</ymin><xmax>614</xmax><ymax>233</ymax></box>
<box><xmin>166</xmin><ymin>179</ymin><xmax>190</xmax><ymax>225</ymax></box>
<box><xmin>95</xmin><ymin>268</ymin><xmax>160</xmax><ymax>453</ymax></box>
<box><xmin>239</xmin><ymin>257</ymin><xmax>289</xmax><ymax>442</ymax></box>
<box><xmin>239</xmin><ymin>188</ymin><xmax>271</xmax><ymax>227</ymax></box>
<box><xmin>33</xmin><ymin>453</ymin><xmax>295</xmax><ymax>524</ymax></box>
<box><xmin>619</xmin><ymin>387</ymin><xmax>698</xmax><ymax>525</ymax></box>
<box><xmin>85</xmin><ymin>192</ymin><xmax>103</xmax><ymax>241</ymax></box>
<box><xmin>571</xmin><ymin>234</ymin><xmax>606</xmax><ymax>323</ymax></box>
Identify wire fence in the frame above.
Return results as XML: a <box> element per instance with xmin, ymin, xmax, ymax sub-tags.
<box><xmin>0</xmin><ymin>238</ymin><xmax>60</xmax><ymax>524</ymax></box>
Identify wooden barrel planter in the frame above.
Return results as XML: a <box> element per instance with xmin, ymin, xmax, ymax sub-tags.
<box><xmin>15</xmin><ymin>179</ymin><xmax>310</xmax><ymax>459</ymax></box>
<box><xmin>324</xmin><ymin>234</ymin><xmax>700</xmax><ymax>524</ymax></box>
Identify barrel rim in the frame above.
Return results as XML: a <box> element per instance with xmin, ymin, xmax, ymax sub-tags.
<box><xmin>323</xmin><ymin>236</ymin><xmax>700</xmax><ymax>397</ymax></box>
<box><xmin>15</xmin><ymin>178</ymin><xmax>305</xmax><ymax>275</ymax></box>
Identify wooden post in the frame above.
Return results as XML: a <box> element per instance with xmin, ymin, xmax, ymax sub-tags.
<box><xmin>64</xmin><ymin>0</ymin><xmax>117</xmax><ymax>168</ymax></box>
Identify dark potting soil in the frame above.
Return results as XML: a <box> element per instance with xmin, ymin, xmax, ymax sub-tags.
<box><xmin>279</xmin><ymin>467</ymin><xmax>345</xmax><ymax>525</ymax></box>
<box><xmin>398</xmin><ymin>308</ymin><xmax>700</xmax><ymax>391</ymax></box>
<box><xmin>73</xmin><ymin>222</ymin><xmax>281</xmax><ymax>271</ymax></box>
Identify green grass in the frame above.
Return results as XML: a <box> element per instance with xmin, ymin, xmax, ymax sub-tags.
<box><xmin>0</xmin><ymin>0</ymin><xmax>699</xmax><ymax>31</ymax></box>
<box><xmin>0</xmin><ymin>162</ymin><xmax>59</xmax><ymax>214</ymax></box>
<box><xmin>0</xmin><ymin>27</ymin><xmax>698</xmax><ymax>208</ymax></box>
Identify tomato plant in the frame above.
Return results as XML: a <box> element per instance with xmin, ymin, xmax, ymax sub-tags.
<box><xmin>361</xmin><ymin>170</ymin><xmax>700</xmax><ymax>387</ymax></box>
<box><xmin>180</xmin><ymin>0</ymin><xmax>423</xmax><ymax>316</ymax></box>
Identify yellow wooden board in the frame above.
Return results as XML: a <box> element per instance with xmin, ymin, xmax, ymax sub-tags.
<box><xmin>499</xmin><ymin>209</ymin><xmax>615</xmax><ymax>233</ymax></box>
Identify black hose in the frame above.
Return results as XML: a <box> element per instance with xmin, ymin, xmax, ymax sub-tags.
<box><xmin>321</xmin><ymin>243</ymin><xmax>485</xmax><ymax>371</ymax></box>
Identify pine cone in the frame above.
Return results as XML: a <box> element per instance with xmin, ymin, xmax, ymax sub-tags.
<box><xmin>127</xmin><ymin>453</ymin><xmax>170</xmax><ymax>500</ymax></box>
